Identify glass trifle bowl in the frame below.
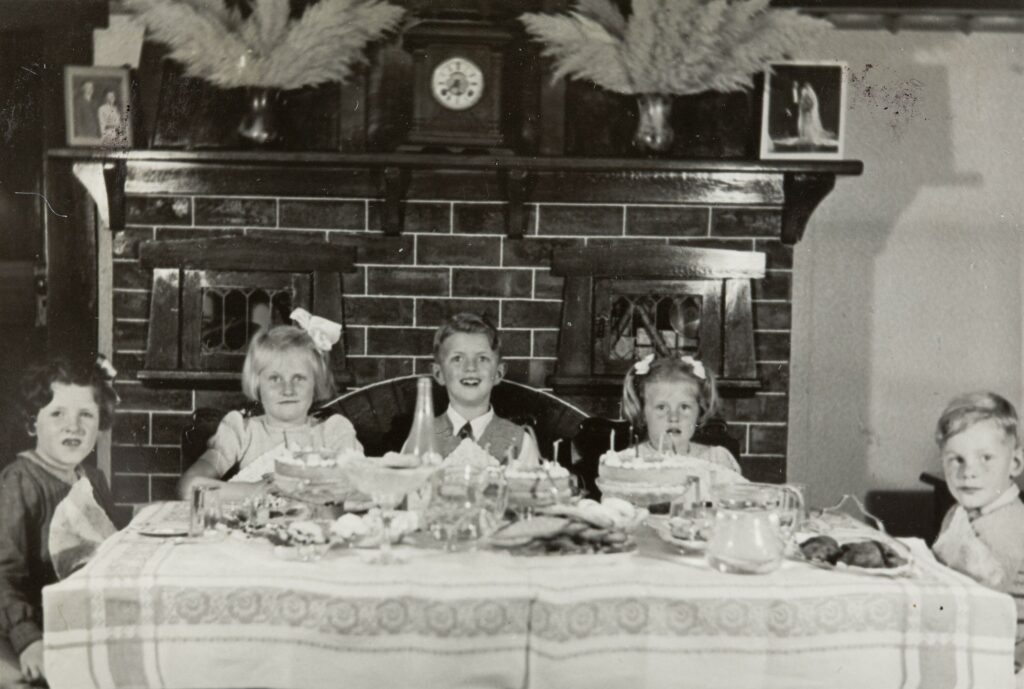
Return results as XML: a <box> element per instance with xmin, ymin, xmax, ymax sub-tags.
<box><xmin>343</xmin><ymin>456</ymin><xmax>439</xmax><ymax>564</ymax></box>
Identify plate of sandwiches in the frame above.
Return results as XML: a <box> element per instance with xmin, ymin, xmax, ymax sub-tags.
<box><xmin>794</xmin><ymin>530</ymin><xmax>915</xmax><ymax>577</ymax></box>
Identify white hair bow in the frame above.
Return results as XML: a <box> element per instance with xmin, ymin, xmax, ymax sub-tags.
<box><xmin>680</xmin><ymin>355</ymin><xmax>706</xmax><ymax>380</ymax></box>
<box><xmin>95</xmin><ymin>355</ymin><xmax>118</xmax><ymax>380</ymax></box>
<box><xmin>632</xmin><ymin>354</ymin><xmax>654</xmax><ymax>375</ymax></box>
<box><xmin>290</xmin><ymin>308</ymin><xmax>341</xmax><ymax>353</ymax></box>
<box><xmin>632</xmin><ymin>353</ymin><xmax>706</xmax><ymax>380</ymax></box>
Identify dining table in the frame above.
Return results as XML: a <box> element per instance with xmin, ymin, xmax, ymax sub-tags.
<box><xmin>43</xmin><ymin>501</ymin><xmax>1016</xmax><ymax>689</ymax></box>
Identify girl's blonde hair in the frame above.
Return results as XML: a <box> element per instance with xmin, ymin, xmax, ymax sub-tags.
<box><xmin>241</xmin><ymin>325</ymin><xmax>336</xmax><ymax>403</ymax></box>
<box><xmin>935</xmin><ymin>391</ymin><xmax>1019</xmax><ymax>448</ymax></box>
<box><xmin>621</xmin><ymin>355</ymin><xmax>719</xmax><ymax>431</ymax></box>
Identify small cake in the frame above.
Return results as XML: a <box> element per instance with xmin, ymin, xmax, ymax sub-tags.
<box><xmin>504</xmin><ymin>432</ymin><xmax>572</xmax><ymax>508</ymax></box>
<box><xmin>274</xmin><ymin>447</ymin><xmax>363</xmax><ymax>483</ymax></box>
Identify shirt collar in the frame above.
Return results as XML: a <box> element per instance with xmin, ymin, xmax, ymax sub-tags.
<box><xmin>978</xmin><ymin>484</ymin><xmax>1021</xmax><ymax>516</ymax></box>
<box><xmin>446</xmin><ymin>406</ymin><xmax>493</xmax><ymax>439</ymax></box>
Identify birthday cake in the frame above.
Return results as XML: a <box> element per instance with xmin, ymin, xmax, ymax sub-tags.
<box><xmin>597</xmin><ymin>447</ymin><xmax>745</xmax><ymax>506</ymax></box>
<box><xmin>274</xmin><ymin>447</ymin><xmax>363</xmax><ymax>483</ymax></box>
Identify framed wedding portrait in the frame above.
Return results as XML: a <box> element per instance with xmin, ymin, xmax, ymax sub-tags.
<box><xmin>760</xmin><ymin>61</ymin><xmax>847</xmax><ymax>160</ymax></box>
<box><xmin>64</xmin><ymin>65</ymin><xmax>132</xmax><ymax>147</ymax></box>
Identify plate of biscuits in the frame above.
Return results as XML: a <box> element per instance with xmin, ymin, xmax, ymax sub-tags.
<box><xmin>487</xmin><ymin>499</ymin><xmax>646</xmax><ymax>556</ymax></box>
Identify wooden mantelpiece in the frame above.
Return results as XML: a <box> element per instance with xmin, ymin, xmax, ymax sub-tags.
<box><xmin>50</xmin><ymin>149</ymin><xmax>861</xmax><ymax>242</ymax></box>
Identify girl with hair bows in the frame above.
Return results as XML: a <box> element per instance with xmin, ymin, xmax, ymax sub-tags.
<box><xmin>621</xmin><ymin>354</ymin><xmax>741</xmax><ymax>473</ymax></box>
<box><xmin>178</xmin><ymin>309</ymin><xmax>361</xmax><ymax>501</ymax></box>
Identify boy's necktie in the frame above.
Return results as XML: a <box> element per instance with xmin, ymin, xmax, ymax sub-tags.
<box><xmin>458</xmin><ymin>423</ymin><xmax>474</xmax><ymax>441</ymax></box>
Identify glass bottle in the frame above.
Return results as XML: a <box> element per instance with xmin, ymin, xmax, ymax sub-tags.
<box><xmin>403</xmin><ymin>376</ymin><xmax>442</xmax><ymax>466</ymax></box>
<box><xmin>403</xmin><ymin>376</ymin><xmax>442</xmax><ymax>516</ymax></box>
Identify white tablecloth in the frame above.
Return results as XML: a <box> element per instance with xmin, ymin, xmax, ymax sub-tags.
<box><xmin>43</xmin><ymin>502</ymin><xmax>1016</xmax><ymax>689</ymax></box>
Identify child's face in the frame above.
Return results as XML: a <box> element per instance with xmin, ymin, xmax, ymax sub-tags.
<box><xmin>34</xmin><ymin>383</ymin><xmax>100</xmax><ymax>469</ymax></box>
<box><xmin>258</xmin><ymin>353</ymin><xmax>316</xmax><ymax>426</ymax></box>
<box><xmin>942</xmin><ymin>419</ymin><xmax>1024</xmax><ymax>511</ymax></box>
<box><xmin>432</xmin><ymin>332</ymin><xmax>504</xmax><ymax>412</ymax></box>
<box><xmin>643</xmin><ymin>377</ymin><xmax>701</xmax><ymax>453</ymax></box>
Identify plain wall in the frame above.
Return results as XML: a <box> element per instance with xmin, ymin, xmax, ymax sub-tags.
<box><xmin>789</xmin><ymin>29</ymin><xmax>1024</xmax><ymax>516</ymax></box>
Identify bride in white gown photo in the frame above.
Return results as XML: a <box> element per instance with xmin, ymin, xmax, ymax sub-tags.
<box><xmin>761</xmin><ymin>62</ymin><xmax>845</xmax><ymax>158</ymax></box>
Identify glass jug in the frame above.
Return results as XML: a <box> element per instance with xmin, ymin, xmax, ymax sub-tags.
<box><xmin>706</xmin><ymin>483</ymin><xmax>803</xmax><ymax>575</ymax></box>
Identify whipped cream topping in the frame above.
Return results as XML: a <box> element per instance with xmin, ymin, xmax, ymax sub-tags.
<box><xmin>443</xmin><ymin>438</ymin><xmax>500</xmax><ymax>468</ymax></box>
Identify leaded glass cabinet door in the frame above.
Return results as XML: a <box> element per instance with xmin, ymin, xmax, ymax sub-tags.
<box><xmin>592</xmin><ymin>279</ymin><xmax>721</xmax><ymax>376</ymax></box>
<box><xmin>181</xmin><ymin>270</ymin><xmax>311</xmax><ymax>370</ymax></box>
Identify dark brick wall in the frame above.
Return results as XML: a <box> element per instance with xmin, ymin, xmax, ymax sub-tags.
<box><xmin>110</xmin><ymin>194</ymin><xmax>792</xmax><ymax>512</ymax></box>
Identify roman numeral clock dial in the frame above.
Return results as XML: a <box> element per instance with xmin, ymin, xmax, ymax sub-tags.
<box><xmin>431</xmin><ymin>57</ymin><xmax>484</xmax><ymax>111</ymax></box>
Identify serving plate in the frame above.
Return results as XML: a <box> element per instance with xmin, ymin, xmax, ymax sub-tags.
<box><xmin>137</xmin><ymin>523</ymin><xmax>189</xmax><ymax>538</ymax></box>
<box><xmin>791</xmin><ymin>531</ymin><xmax>915</xmax><ymax>577</ymax></box>
<box><xmin>646</xmin><ymin>516</ymin><xmax>708</xmax><ymax>553</ymax></box>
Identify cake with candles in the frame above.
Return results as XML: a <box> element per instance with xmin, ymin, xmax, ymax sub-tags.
<box><xmin>274</xmin><ymin>446</ymin><xmax>364</xmax><ymax>484</ymax></box>
<box><xmin>505</xmin><ymin>430</ymin><xmax>573</xmax><ymax>509</ymax></box>
<box><xmin>597</xmin><ymin>445</ymin><xmax>745</xmax><ymax>506</ymax></box>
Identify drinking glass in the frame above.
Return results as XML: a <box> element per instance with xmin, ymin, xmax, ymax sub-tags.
<box><xmin>428</xmin><ymin>466</ymin><xmax>508</xmax><ymax>550</ymax></box>
<box><xmin>189</xmin><ymin>485</ymin><xmax>222</xmax><ymax>538</ymax></box>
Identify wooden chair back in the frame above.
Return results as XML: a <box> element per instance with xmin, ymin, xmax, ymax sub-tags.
<box><xmin>181</xmin><ymin>376</ymin><xmax>589</xmax><ymax>471</ymax></box>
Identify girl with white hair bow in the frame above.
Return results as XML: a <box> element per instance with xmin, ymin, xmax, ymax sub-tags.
<box><xmin>178</xmin><ymin>309</ymin><xmax>361</xmax><ymax>501</ymax></box>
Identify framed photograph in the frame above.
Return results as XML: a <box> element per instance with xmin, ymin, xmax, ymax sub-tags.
<box><xmin>760</xmin><ymin>61</ymin><xmax>846</xmax><ymax>160</ymax></box>
<box><xmin>64</xmin><ymin>65</ymin><xmax>132</xmax><ymax>147</ymax></box>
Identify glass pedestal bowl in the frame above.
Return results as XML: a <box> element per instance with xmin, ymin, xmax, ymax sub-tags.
<box><xmin>343</xmin><ymin>460</ymin><xmax>439</xmax><ymax>564</ymax></box>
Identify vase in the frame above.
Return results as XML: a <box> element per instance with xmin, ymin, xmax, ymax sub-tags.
<box><xmin>237</xmin><ymin>88</ymin><xmax>282</xmax><ymax>146</ymax></box>
<box><xmin>633</xmin><ymin>93</ymin><xmax>675</xmax><ymax>153</ymax></box>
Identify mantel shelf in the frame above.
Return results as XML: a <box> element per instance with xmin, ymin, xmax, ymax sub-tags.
<box><xmin>49</xmin><ymin>148</ymin><xmax>863</xmax><ymax>244</ymax></box>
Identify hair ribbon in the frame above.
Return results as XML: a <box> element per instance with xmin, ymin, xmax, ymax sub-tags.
<box><xmin>632</xmin><ymin>354</ymin><xmax>654</xmax><ymax>375</ymax></box>
<box><xmin>632</xmin><ymin>353</ymin><xmax>706</xmax><ymax>380</ymax></box>
<box><xmin>95</xmin><ymin>355</ymin><xmax>118</xmax><ymax>380</ymax></box>
<box><xmin>290</xmin><ymin>308</ymin><xmax>341</xmax><ymax>353</ymax></box>
<box><xmin>680</xmin><ymin>355</ymin><xmax>706</xmax><ymax>380</ymax></box>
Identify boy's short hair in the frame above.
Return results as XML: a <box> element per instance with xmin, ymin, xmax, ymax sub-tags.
<box><xmin>936</xmin><ymin>391</ymin><xmax>1019</xmax><ymax>447</ymax></box>
<box><xmin>432</xmin><ymin>312</ymin><xmax>501</xmax><ymax>361</ymax></box>
<box><xmin>20</xmin><ymin>357</ymin><xmax>119</xmax><ymax>432</ymax></box>
<box><xmin>241</xmin><ymin>325</ymin><xmax>336</xmax><ymax>403</ymax></box>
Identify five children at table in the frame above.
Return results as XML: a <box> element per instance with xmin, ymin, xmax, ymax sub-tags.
<box><xmin>7</xmin><ymin>308</ymin><xmax>1024</xmax><ymax>684</ymax></box>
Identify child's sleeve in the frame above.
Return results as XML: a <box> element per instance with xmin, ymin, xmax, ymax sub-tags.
<box><xmin>199</xmin><ymin>411</ymin><xmax>249</xmax><ymax>477</ymax></box>
<box><xmin>0</xmin><ymin>467</ymin><xmax>44</xmax><ymax>655</ymax></box>
<box><xmin>320</xmin><ymin>414</ymin><xmax>363</xmax><ymax>453</ymax></box>
<box><xmin>707</xmin><ymin>445</ymin><xmax>742</xmax><ymax>474</ymax></box>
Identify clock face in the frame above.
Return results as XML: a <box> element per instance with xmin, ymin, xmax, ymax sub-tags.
<box><xmin>431</xmin><ymin>57</ymin><xmax>485</xmax><ymax>111</ymax></box>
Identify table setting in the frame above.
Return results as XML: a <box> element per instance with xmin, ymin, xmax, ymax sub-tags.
<box><xmin>42</xmin><ymin>448</ymin><xmax>1018</xmax><ymax>689</ymax></box>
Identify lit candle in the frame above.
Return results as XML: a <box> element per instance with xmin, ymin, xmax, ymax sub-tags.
<box><xmin>553</xmin><ymin>438</ymin><xmax>562</xmax><ymax>463</ymax></box>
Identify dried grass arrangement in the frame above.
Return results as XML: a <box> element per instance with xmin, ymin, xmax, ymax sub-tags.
<box><xmin>126</xmin><ymin>0</ymin><xmax>405</xmax><ymax>90</ymax></box>
<box><xmin>520</xmin><ymin>0</ymin><xmax>830</xmax><ymax>96</ymax></box>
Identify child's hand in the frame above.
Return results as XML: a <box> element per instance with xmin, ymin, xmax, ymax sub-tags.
<box><xmin>19</xmin><ymin>640</ymin><xmax>45</xmax><ymax>684</ymax></box>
